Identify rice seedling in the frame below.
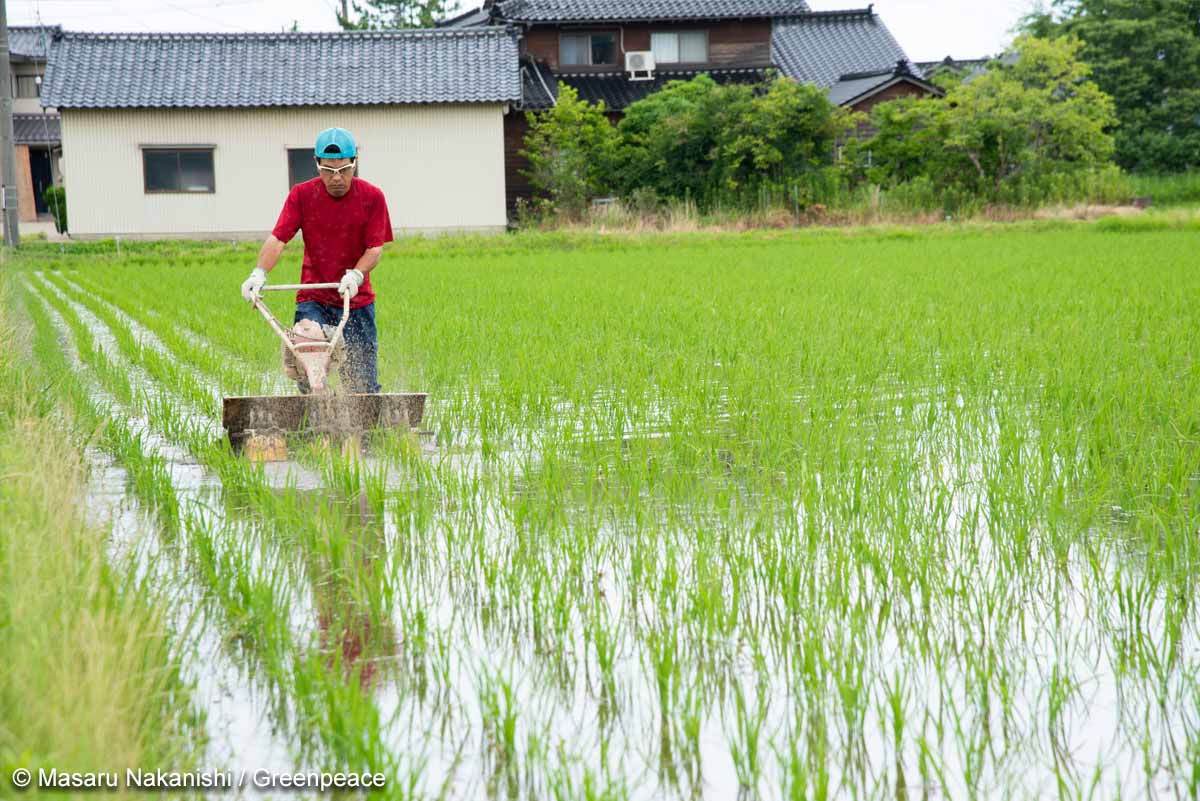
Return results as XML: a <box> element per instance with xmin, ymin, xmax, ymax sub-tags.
<box><xmin>6</xmin><ymin>213</ymin><xmax>1200</xmax><ymax>799</ymax></box>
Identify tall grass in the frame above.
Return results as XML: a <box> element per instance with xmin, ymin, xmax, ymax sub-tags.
<box><xmin>0</xmin><ymin>273</ymin><xmax>201</xmax><ymax>793</ymax></box>
<box><xmin>1128</xmin><ymin>171</ymin><xmax>1200</xmax><ymax>207</ymax></box>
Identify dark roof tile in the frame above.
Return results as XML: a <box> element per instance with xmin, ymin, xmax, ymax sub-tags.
<box><xmin>520</xmin><ymin>58</ymin><xmax>558</xmax><ymax>108</ymax></box>
<box><xmin>772</xmin><ymin>8</ymin><xmax>919</xmax><ymax>89</ymax></box>
<box><xmin>13</xmin><ymin>112</ymin><xmax>59</xmax><ymax>144</ymax></box>
<box><xmin>8</xmin><ymin>26</ymin><xmax>59</xmax><ymax>59</ymax></box>
<box><xmin>41</xmin><ymin>28</ymin><xmax>521</xmax><ymax>109</ymax></box>
<box><xmin>496</xmin><ymin>0</ymin><xmax>810</xmax><ymax>23</ymax></box>
<box><xmin>825</xmin><ymin>62</ymin><xmax>940</xmax><ymax>106</ymax></box>
<box><xmin>552</xmin><ymin>66</ymin><xmax>766</xmax><ymax>110</ymax></box>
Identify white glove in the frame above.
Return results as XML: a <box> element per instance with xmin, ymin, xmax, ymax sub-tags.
<box><xmin>241</xmin><ymin>267</ymin><xmax>267</xmax><ymax>303</ymax></box>
<box><xmin>338</xmin><ymin>268</ymin><xmax>365</xmax><ymax>299</ymax></box>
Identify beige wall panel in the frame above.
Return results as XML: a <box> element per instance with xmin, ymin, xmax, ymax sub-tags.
<box><xmin>61</xmin><ymin>104</ymin><xmax>508</xmax><ymax>237</ymax></box>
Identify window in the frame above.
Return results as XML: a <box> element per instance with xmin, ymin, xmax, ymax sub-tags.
<box><xmin>560</xmin><ymin>32</ymin><xmax>616</xmax><ymax>66</ymax></box>
<box><xmin>12</xmin><ymin>75</ymin><xmax>39</xmax><ymax>98</ymax></box>
<box><xmin>142</xmin><ymin>148</ymin><xmax>215</xmax><ymax>193</ymax></box>
<box><xmin>650</xmin><ymin>31</ymin><xmax>707</xmax><ymax>63</ymax></box>
<box><xmin>287</xmin><ymin>148</ymin><xmax>318</xmax><ymax>187</ymax></box>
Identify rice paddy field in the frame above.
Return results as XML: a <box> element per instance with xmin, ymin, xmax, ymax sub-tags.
<box><xmin>3</xmin><ymin>214</ymin><xmax>1200</xmax><ymax>800</ymax></box>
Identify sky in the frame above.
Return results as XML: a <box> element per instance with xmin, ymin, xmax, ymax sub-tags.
<box><xmin>6</xmin><ymin>0</ymin><xmax>1033</xmax><ymax>62</ymax></box>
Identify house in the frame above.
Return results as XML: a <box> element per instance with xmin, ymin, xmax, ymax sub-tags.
<box><xmin>8</xmin><ymin>25</ymin><xmax>62</xmax><ymax>223</ymax></box>
<box><xmin>40</xmin><ymin>28</ymin><xmax>520</xmax><ymax>238</ymax></box>
<box><xmin>443</xmin><ymin>0</ymin><xmax>940</xmax><ymax>208</ymax></box>
<box><xmin>916</xmin><ymin>55</ymin><xmax>992</xmax><ymax>80</ymax></box>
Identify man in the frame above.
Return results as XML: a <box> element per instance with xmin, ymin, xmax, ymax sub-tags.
<box><xmin>241</xmin><ymin>127</ymin><xmax>393</xmax><ymax>394</ymax></box>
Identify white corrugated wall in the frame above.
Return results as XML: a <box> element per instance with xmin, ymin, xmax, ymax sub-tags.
<box><xmin>60</xmin><ymin>104</ymin><xmax>509</xmax><ymax>237</ymax></box>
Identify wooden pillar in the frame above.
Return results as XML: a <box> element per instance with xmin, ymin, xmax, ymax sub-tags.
<box><xmin>14</xmin><ymin>144</ymin><xmax>34</xmax><ymax>222</ymax></box>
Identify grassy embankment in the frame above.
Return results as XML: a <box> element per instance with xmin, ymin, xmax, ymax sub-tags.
<box><xmin>0</xmin><ymin>272</ymin><xmax>202</xmax><ymax>798</ymax></box>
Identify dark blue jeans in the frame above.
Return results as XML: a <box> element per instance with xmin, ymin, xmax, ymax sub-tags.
<box><xmin>294</xmin><ymin>300</ymin><xmax>381</xmax><ymax>394</ymax></box>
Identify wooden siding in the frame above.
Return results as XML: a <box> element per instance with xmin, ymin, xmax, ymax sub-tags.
<box><xmin>847</xmin><ymin>81</ymin><xmax>934</xmax><ymax>139</ymax></box>
<box><xmin>525</xmin><ymin>19</ymin><xmax>771</xmax><ymax>71</ymax></box>
<box><xmin>504</xmin><ymin>112</ymin><xmax>533</xmax><ymax>212</ymax></box>
<box><xmin>850</xmin><ymin>81</ymin><xmax>929</xmax><ymax>115</ymax></box>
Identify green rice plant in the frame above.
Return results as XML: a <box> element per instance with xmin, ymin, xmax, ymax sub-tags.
<box><xmin>7</xmin><ymin>216</ymin><xmax>1200</xmax><ymax>800</ymax></box>
<box><xmin>729</xmin><ymin>682</ymin><xmax>770</xmax><ymax>792</ymax></box>
<box><xmin>0</xmin><ymin>273</ymin><xmax>203</xmax><ymax>791</ymax></box>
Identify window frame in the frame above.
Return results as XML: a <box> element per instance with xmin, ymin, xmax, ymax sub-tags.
<box><xmin>650</xmin><ymin>30</ymin><xmax>709</xmax><ymax>65</ymax></box>
<box><xmin>286</xmin><ymin>147</ymin><xmax>319</xmax><ymax>188</ymax></box>
<box><xmin>558</xmin><ymin>30</ymin><xmax>618</xmax><ymax>68</ymax></box>
<box><xmin>140</xmin><ymin>146</ymin><xmax>216</xmax><ymax>194</ymax></box>
<box><xmin>12</xmin><ymin>75</ymin><xmax>40</xmax><ymax>98</ymax></box>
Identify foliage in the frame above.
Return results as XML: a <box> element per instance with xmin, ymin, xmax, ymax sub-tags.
<box><xmin>42</xmin><ymin>185</ymin><xmax>66</xmax><ymax>234</ymax></box>
<box><xmin>1128</xmin><ymin>171</ymin><xmax>1200</xmax><ymax>206</ymax></box>
<box><xmin>721</xmin><ymin>77</ymin><xmax>853</xmax><ymax>191</ymax></box>
<box><xmin>521</xmin><ymin>74</ymin><xmax>851</xmax><ymax>215</ymax></box>
<box><xmin>849</xmin><ymin>36</ymin><xmax>1118</xmax><ymax>204</ymax></box>
<box><xmin>335</xmin><ymin>0</ymin><xmax>449</xmax><ymax>29</ymax></box>
<box><xmin>520</xmin><ymin>86</ymin><xmax>620</xmax><ymax>216</ymax></box>
<box><xmin>1022</xmin><ymin>0</ymin><xmax>1200</xmax><ymax>172</ymax></box>
<box><xmin>616</xmin><ymin>74</ymin><xmax>851</xmax><ymax>205</ymax></box>
<box><xmin>615</xmin><ymin>74</ymin><xmax>750</xmax><ymax>203</ymax></box>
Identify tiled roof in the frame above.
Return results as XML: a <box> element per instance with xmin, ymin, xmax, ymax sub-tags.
<box><xmin>437</xmin><ymin>6</ymin><xmax>492</xmax><ymax>26</ymax></box>
<box><xmin>772</xmin><ymin>8</ymin><xmax>919</xmax><ymax>89</ymax></box>
<box><xmin>13</xmin><ymin>112</ymin><xmax>60</xmax><ymax>144</ymax></box>
<box><xmin>916</xmin><ymin>55</ymin><xmax>990</xmax><ymax>75</ymax></box>
<box><xmin>825</xmin><ymin>69</ymin><xmax>893</xmax><ymax>105</ymax></box>
<box><xmin>41</xmin><ymin>28</ymin><xmax>521</xmax><ymax>109</ymax></box>
<box><xmin>554</xmin><ymin>66</ymin><xmax>766</xmax><ymax>110</ymax></box>
<box><xmin>8</xmin><ymin>26</ymin><xmax>59</xmax><ymax>59</ymax></box>
<box><xmin>520</xmin><ymin>58</ymin><xmax>558</xmax><ymax>109</ymax></box>
<box><xmin>495</xmin><ymin>0</ymin><xmax>810</xmax><ymax>23</ymax></box>
<box><xmin>825</xmin><ymin>62</ymin><xmax>939</xmax><ymax>106</ymax></box>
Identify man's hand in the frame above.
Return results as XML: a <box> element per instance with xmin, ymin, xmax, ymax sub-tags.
<box><xmin>338</xmin><ymin>268</ymin><xmax>365</xmax><ymax>299</ymax></box>
<box><xmin>241</xmin><ymin>267</ymin><xmax>267</xmax><ymax>303</ymax></box>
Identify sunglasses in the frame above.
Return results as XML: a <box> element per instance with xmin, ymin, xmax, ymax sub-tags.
<box><xmin>317</xmin><ymin>161</ymin><xmax>356</xmax><ymax>176</ymax></box>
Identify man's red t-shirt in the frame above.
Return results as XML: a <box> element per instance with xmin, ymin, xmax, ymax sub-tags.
<box><xmin>271</xmin><ymin>177</ymin><xmax>394</xmax><ymax>309</ymax></box>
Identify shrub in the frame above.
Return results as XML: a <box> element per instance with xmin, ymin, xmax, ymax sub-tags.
<box><xmin>856</xmin><ymin>36</ymin><xmax>1118</xmax><ymax>206</ymax></box>
<box><xmin>616</xmin><ymin>73</ymin><xmax>852</xmax><ymax>209</ymax></box>
<box><xmin>43</xmin><ymin>185</ymin><xmax>66</xmax><ymax>234</ymax></box>
<box><xmin>520</xmin><ymin>86</ymin><xmax>619</xmax><ymax>217</ymax></box>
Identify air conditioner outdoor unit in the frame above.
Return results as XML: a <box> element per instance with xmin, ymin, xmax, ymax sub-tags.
<box><xmin>625</xmin><ymin>50</ymin><xmax>655</xmax><ymax>81</ymax></box>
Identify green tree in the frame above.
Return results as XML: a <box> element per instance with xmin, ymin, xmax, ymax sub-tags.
<box><xmin>336</xmin><ymin>0</ymin><xmax>451</xmax><ymax>29</ymax></box>
<box><xmin>856</xmin><ymin>36</ymin><xmax>1117</xmax><ymax>201</ymax></box>
<box><xmin>520</xmin><ymin>86</ymin><xmax>620</xmax><ymax>216</ymax></box>
<box><xmin>617</xmin><ymin>74</ymin><xmax>849</xmax><ymax>205</ymax></box>
<box><xmin>843</xmin><ymin>97</ymin><xmax>946</xmax><ymax>186</ymax></box>
<box><xmin>721</xmin><ymin>77</ymin><xmax>852</xmax><ymax>192</ymax></box>
<box><xmin>1023</xmin><ymin>0</ymin><xmax>1200</xmax><ymax>172</ymax></box>
<box><xmin>616</xmin><ymin>74</ymin><xmax>746</xmax><ymax>203</ymax></box>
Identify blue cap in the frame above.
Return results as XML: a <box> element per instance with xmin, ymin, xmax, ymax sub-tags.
<box><xmin>314</xmin><ymin>127</ymin><xmax>357</xmax><ymax>159</ymax></box>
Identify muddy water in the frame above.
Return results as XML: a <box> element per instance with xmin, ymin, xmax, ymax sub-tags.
<box><xmin>28</xmin><ymin>282</ymin><xmax>337</xmax><ymax>795</ymax></box>
<box><xmin>83</xmin><ymin>448</ymin><xmax>301</xmax><ymax>796</ymax></box>
<box><xmin>349</xmin><ymin>393</ymin><xmax>1197</xmax><ymax>801</ymax></box>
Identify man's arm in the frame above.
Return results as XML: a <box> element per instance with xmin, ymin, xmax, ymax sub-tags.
<box><xmin>257</xmin><ymin>235</ymin><xmax>287</xmax><ymax>273</ymax></box>
<box><xmin>241</xmin><ymin>235</ymin><xmax>288</xmax><ymax>302</ymax></box>
<box><xmin>242</xmin><ymin>185</ymin><xmax>300</xmax><ymax>301</ymax></box>
<box><xmin>352</xmin><ymin>246</ymin><xmax>383</xmax><ymax>276</ymax></box>
<box><xmin>338</xmin><ymin>246</ymin><xmax>383</xmax><ymax>299</ymax></box>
